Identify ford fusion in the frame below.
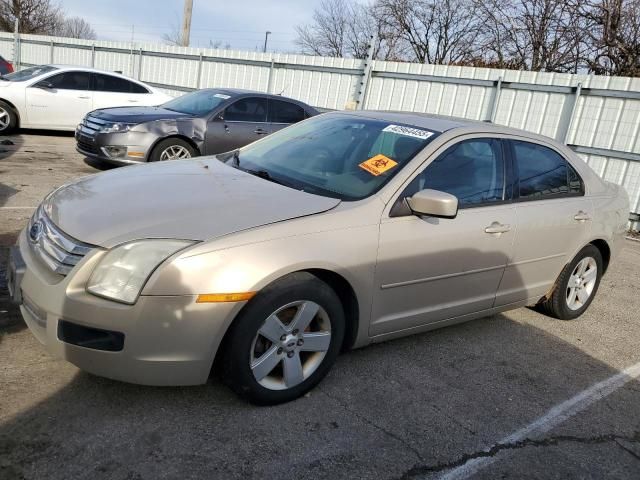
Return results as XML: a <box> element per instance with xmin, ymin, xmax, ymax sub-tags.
<box><xmin>75</xmin><ymin>88</ymin><xmax>317</xmax><ymax>165</ymax></box>
<box><xmin>9</xmin><ymin>111</ymin><xmax>629</xmax><ymax>404</ymax></box>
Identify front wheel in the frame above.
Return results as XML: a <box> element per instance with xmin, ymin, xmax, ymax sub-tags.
<box><xmin>149</xmin><ymin>138</ymin><xmax>196</xmax><ymax>162</ymax></box>
<box><xmin>536</xmin><ymin>244</ymin><xmax>603</xmax><ymax>320</ymax></box>
<box><xmin>221</xmin><ymin>273</ymin><xmax>345</xmax><ymax>405</ymax></box>
<box><xmin>0</xmin><ymin>100</ymin><xmax>18</xmax><ymax>134</ymax></box>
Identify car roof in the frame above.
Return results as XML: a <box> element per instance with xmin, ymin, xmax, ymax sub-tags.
<box><xmin>338</xmin><ymin>110</ymin><xmax>555</xmax><ymax>142</ymax></box>
<box><xmin>196</xmin><ymin>87</ymin><xmax>315</xmax><ymax>107</ymax></box>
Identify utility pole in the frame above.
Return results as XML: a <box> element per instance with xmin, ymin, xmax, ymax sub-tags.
<box><xmin>181</xmin><ymin>0</ymin><xmax>193</xmax><ymax>47</ymax></box>
<box><xmin>263</xmin><ymin>31</ymin><xmax>271</xmax><ymax>53</ymax></box>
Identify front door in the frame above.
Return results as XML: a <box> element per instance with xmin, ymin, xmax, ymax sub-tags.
<box><xmin>205</xmin><ymin>96</ymin><xmax>269</xmax><ymax>154</ymax></box>
<box><xmin>371</xmin><ymin>138</ymin><xmax>516</xmax><ymax>336</ymax></box>
<box><xmin>25</xmin><ymin>71</ymin><xmax>92</xmax><ymax>128</ymax></box>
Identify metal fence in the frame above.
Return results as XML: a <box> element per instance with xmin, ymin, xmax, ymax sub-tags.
<box><xmin>1</xmin><ymin>31</ymin><xmax>639</xmax><ymax>227</ymax></box>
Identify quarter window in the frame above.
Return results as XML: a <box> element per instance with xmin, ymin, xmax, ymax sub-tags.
<box><xmin>224</xmin><ymin>97</ymin><xmax>268</xmax><ymax>122</ymax></box>
<box><xmin>402</xmin><ymin>138</ymin><xmax>505</xmax><ymax>208</ymax></box>
<box><xmin>41</xmin><ymin>71</ymin><xmax>90</xmax><ymax>90</ymax></box>
<box><xmin>269</xmin><ymin>100</ymin><xmax>305</xmax><ymax>124</ymax></box>
<box><xmin>513</xmin><ymin>141</ymin><xmax>582</xmax><ymax>199</ymax></box>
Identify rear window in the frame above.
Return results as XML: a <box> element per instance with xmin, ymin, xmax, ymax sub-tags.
<box><xmin>93</xmin><ymin>74</ymin><xmax>148</xmax><ymax>93</ymax></box>
<box><xmin>2</xmin><ymin>65</ymin><xmax>57</xmax><ymax>82</ymax></box>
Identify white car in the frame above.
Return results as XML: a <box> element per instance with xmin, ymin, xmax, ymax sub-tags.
<box><xmin>0</xmin><ymin>65</ymin><xmax>172</xmax><ymax>133</ymax></box>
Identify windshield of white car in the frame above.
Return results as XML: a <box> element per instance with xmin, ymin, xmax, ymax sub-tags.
<box><xmin>224</xmin><ymin>114</ymin><xmax>439</xmax><ymax>201</ymax></box>
<box><xmin>2</xmin><ymin>65</ymin><xmax>58</xmax><ymax>81</ymax></box>
<box><xmin>162</xmin><ymin>90</ymin><xmax>231</xmax><ymax>115</ymax></box>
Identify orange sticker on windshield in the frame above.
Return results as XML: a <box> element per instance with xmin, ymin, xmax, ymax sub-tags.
<box><xmin>359</xmin><ymin>154</ymin><xmax>398</xmax><ymax>176</ymax></box>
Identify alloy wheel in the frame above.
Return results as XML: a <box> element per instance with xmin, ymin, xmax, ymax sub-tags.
<box><xmin>566</xmin><ymin>256</ymin><xmax>598</xmax><ymax>311</ymax></box>
<box><xmin>159</xmin><ymin>145</ymin><xmax>192</xmax><ymax>160</ymax></box>
<box><xmin>0</xmin><ymin>107</ymin><xmax>10</xmax><ymax>131</ymax></box>
<box><xmin>250</xmin><ymin>300</ymin><xmax>332</xmax><ymax>390</ymax></box>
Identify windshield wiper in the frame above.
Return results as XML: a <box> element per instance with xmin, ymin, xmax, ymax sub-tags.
<box><xmin>244</xmin><ymin>168</ymin><xmax>289</xmax><ymax>187</ymax></box>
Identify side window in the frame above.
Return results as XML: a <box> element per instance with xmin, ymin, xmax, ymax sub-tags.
<box><xmin>224</xmin><ymin>97</ymin><xmax>268</xmax><ymax>122</ymax></box>
<box><xmin>269</xmin><ymin>100</ymin><xmax>305</xmax><ymax>124</ymax></box>
<box><xmin>513</xmin><ymin>141</ymin><xmax>579</xmax><ymax>199</ymax></box>
<box><xmin>401</xmin><ymin>138</ymin><xmax>505</xmax><ymax>208</ymax></box>
<box><xmin>41</xmin><ymin>71</ymin><xmax>90</xmax><ymax>90</ymax></box>
<box><xmin>93</xmin><ymin>74</ymin><xmax>145</xmax><ymax>93</ymax></box>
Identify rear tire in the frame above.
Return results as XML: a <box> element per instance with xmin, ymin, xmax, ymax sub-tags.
<box><xmin>222</xmin><ymin>272</ymin><xmax>345</xmax><ymax>405</ymax></box>
<box><xmin>149</xmin><ymin>138</ymin><xmax>196</xmax><ymax>162</ymax></box>
<box><xmin>0</xmin><ymin>100</ymin><xmax>18</xmax><ymax>134</ymax></box>
<box><xmin>536</xmin><ymin>245</ymin><xmax>603</xmax><ymax>320</ymax></box>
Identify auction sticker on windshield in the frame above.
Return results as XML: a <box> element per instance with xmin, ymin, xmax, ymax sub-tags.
<box><xmin>359</xmin><ymin>154</ymin><xmax>398</xmax><ymax>176</ymax></box>
<box><xmin>382</xmin><ymin>124</ymin><xmax>434</xmax><ymax>140</ymax></box>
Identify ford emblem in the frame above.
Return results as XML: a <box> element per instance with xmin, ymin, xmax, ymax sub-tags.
<box><xmin>29</xmin><ymin>221</ymin><xmax>43</xmax><ymax>243</ymax></box>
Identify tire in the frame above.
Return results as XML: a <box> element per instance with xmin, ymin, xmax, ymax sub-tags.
<box><xmin>222</xmin><ymin>272</ymin><xmax>345</xmax><ymax>405</ymax></box>
<box><xmin>0</xmin><ymin>100</ymin><xmax>18</xmax><ymax>134</ymax></box>
<box><xmin>149</xmin><ymin>138</ymin><xmax>196</xmax><ymax>162</ymax></box>
<box><xmin>536</xmin><ymin>244</ymin><xmax>603</xmax><ymax>320</ymax></box>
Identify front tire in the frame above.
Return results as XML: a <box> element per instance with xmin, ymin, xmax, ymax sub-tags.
<box><xmin>149</xmin><ymin>138</ymin><xmax>196</xmax><ymax>162</ymax></box>
<box><xmin>536</xmin><ymin>244</ymin><xmax>603</xmax><ymax>320</ymax></box>
<box><xmin>0</xmin><ymin>100</ymin><xmax>18</xmax><ymax>134</ymax></box>
<box><xmin>222</xmin><ymin>272</ymin><xmax>345</xmax><ymax>405</ymax></box>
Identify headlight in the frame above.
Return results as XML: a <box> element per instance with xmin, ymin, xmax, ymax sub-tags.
<box><xmin>87</xmin><ymin>239</ymin><xmax>194</xmax><ymax>304</ymax></box>
<box><xmin>100</xmin><ymin>122</ymin><xmax>136</xmax><ymax>134</ymax></box>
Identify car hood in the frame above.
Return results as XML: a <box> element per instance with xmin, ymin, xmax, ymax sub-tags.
<box><xmin>43</xmin><ymin>159</ymin><xmax>341</xmax><ymax>248</ymax></box>
<box><xmin>90</xmin><ymin>106</ymin><xmax>192</xmax><ymax>123</ymax></box>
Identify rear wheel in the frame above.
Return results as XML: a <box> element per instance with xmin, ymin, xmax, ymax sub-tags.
<box><xmin>222</xmin><ymin>272</ymin><xmax>344</xmax><ymax>405</ymax></box>
<box><xmin>536</xmin><ymin>244</ymin><xmax>603</xmax><ymax>320</ymax></box>
<box><xmin>149</xmin><ymin>138</ymin><xmax>196</xmax><ymax>161</ymax></box>
<box><xmin>0</xmin><ymin>101</ymin><xmax>18</xmax><ymax>134</ymax></box>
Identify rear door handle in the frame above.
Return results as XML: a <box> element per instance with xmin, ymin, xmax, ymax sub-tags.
<box><xmin>485</xmin><ymin>222</ymin><xmax>511</xmax><ymax>234</ymax></box>
<box><xmin>78</xmin><ymin>96</ymin><xmax>90</xmax><ymax>99</ymax></box>
<box><xmin>574</xmin><ymin>211</ymin><xmax>591</xmax><ymax>222</ymax></box>
<box><xmin>127</xmin><ymin>99</ymin><xmax>139</xmax><ymax>103</ymax></box>
<box><xmin>254</xmin><ymin>128</ymin><xmax>268</xmax><ymax>135</ymax></box>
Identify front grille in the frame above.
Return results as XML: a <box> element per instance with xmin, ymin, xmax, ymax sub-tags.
<box><xmin>77</xmin><ymin>136</ymin><xmax>99</xmax><ymax>155</ymax></box>
<box><xmin>80</xmin><ymin>115</ymin><xmax>112</xmax><ymax>134</ymax></box>
<box><xmin>28</xmin><ymin>207</ymin><xmax>95</xmax><ymax>276</ymax></box>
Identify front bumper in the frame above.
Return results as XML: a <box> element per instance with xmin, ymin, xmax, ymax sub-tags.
<box><xmin>14</xmin><ymin>229</ymin><xmax>244</xmax><ymax>386</ymax></box>
<box><xmin>75</xmin><ymin>127</ymin><xmax>154</xmax><ymax>165</ymax></box>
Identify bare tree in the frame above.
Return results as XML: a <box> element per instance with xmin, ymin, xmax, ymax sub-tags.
<box><xmin>578</xmin><ymin>0</ymin><xmax>640</xmax><ymax>76</ymax></box>
<box><xmin>56</xmin><ymin>16</ymin><xmax>95</xmax><ymax>39</ymax></box>
<box><xmin>162</xmin><ymin>26</ymin><xmax>182</xmax><ymax>46</ymax></box>
<box><xmin>374</xmin><ymin>0</ymin><xmax>481</xmax><ymax>64</ymax></box>
<box><xmin>0</xmin><ymin>0</ymin><xmax>64</xmax><ymax>34</ymax></box>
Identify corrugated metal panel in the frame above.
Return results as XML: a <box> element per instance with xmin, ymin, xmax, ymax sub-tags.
<box><xmin>1</xmin><ymin>31</ymin><xmax>640</xmax><ymax>220</ymax></box>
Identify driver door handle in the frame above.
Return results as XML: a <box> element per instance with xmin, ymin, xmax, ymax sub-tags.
<box><xmin>485</xmin><ymin>222</ymin><xmax>511</xmax><ymax>234</ymax></box>
<box><xmin>77</xmin><ymin>96</ymin><xmax>90</xmax><ymax>99</ymax></box>
<box><xmin>254</xmin><ymin>128</ymin><xmax>268</xmax><ymax>135</ymax></box>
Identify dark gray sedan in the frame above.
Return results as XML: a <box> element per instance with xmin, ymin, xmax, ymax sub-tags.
<box><xmin>75</xmin><ymin>88</ymin><xmax>318</xmax><ymax>165</ymax></box>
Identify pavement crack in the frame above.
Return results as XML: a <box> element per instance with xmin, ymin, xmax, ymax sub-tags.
<box><xmin>317</xmin><ymin>387</ymin><xmax>425</xmax><ymax>463</ymax></box>
<box><xmin>397</xmin><ymin>431</ymin><xmax>640</xmax><ymax>479</ymax></box>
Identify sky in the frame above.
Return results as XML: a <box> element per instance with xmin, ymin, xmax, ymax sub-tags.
<box><xmin>59</xmin><ymin>0</ymin><xmax>323</xmax><ymax>52</ymax></box>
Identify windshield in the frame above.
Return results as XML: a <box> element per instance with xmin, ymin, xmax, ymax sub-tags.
<box><xmin>162</xmin><ymin>89</ymin><xmax>231</xmax><ymax>115</ymax></box>
<box><xmin>2</xmin><ymin>65</ymin><xmax>58</xmax><ymax>81</ymax></box>
<box><xmin>226</xmin><ymin>114</ymin><xmax>439</xmax><ymax>200</ymax></box>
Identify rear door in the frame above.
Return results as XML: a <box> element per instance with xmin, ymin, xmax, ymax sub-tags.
<box><xmin>205</xmin><ymin>96</ymin><xmax>269</xmax><ymax>154</ymax></box>
<box><xmin>495</xmin><ymin>139</ymin><xmax>590</xmax><ymax>306</ymax></box>
<box><xmin>25</xmin><ymin>70</ymin><xmax>92</xmax><ymax>128</ymax></box>
<box><xmin>268</xmin><ymin>99</ymin><xmax>307</xmax><ymax>133</ymax></box>
<box><xmin>91</xmin><ymin>73</ymin><xmax>153</xmax><ymax>110</ymax></box>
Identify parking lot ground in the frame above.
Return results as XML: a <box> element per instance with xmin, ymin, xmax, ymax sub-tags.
<box><xmin>1</xmin><ymin>131</ymin><xmax>640</xmax><ymax>480</ymax></box>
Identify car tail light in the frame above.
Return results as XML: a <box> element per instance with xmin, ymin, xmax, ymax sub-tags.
<box><xmin>0</xmin><ymin>60</ymin><xmax>13</xmax><ymax>73</ymax></box>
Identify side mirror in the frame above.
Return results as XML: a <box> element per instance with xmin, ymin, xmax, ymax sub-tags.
<box><xmin>407</xmin><ymin>189</ymin><xmax>458</xmax><ymax>219</ymax></box>
<box><xmin>35</xmin><ymin>81</ymin><xmax>54</xmax><ymax>90</ymax></box>
<box><xmin>212</xmin><ymin>111</ymin><xmax>224</xmax><ymax>121</ymax></box>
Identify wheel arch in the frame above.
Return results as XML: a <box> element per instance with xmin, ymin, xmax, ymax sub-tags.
<box><xmin>0</xmin><ymin>97</ymin><xmax>20</xmax><ymax>126</ymax></box>
<box><xmin>210</xmin><ymin>267</ymin><xmax>361</xmax><ymax>377</ymax></box>
<box><xmin>589</xmin><ymin>239</ymin><xmax>611</xmax><ymax>274</ymax></box>
<box><xmin>148</xmin><ymin>134</ymin><xmax>200</xmax><ymax>160</ymax></box>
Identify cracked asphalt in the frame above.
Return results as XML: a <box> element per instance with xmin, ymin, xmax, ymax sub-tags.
<box><xmin>1</xmin><ymin>131</ymin><xmax>640</xmax><ymax>480</ymax></box>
